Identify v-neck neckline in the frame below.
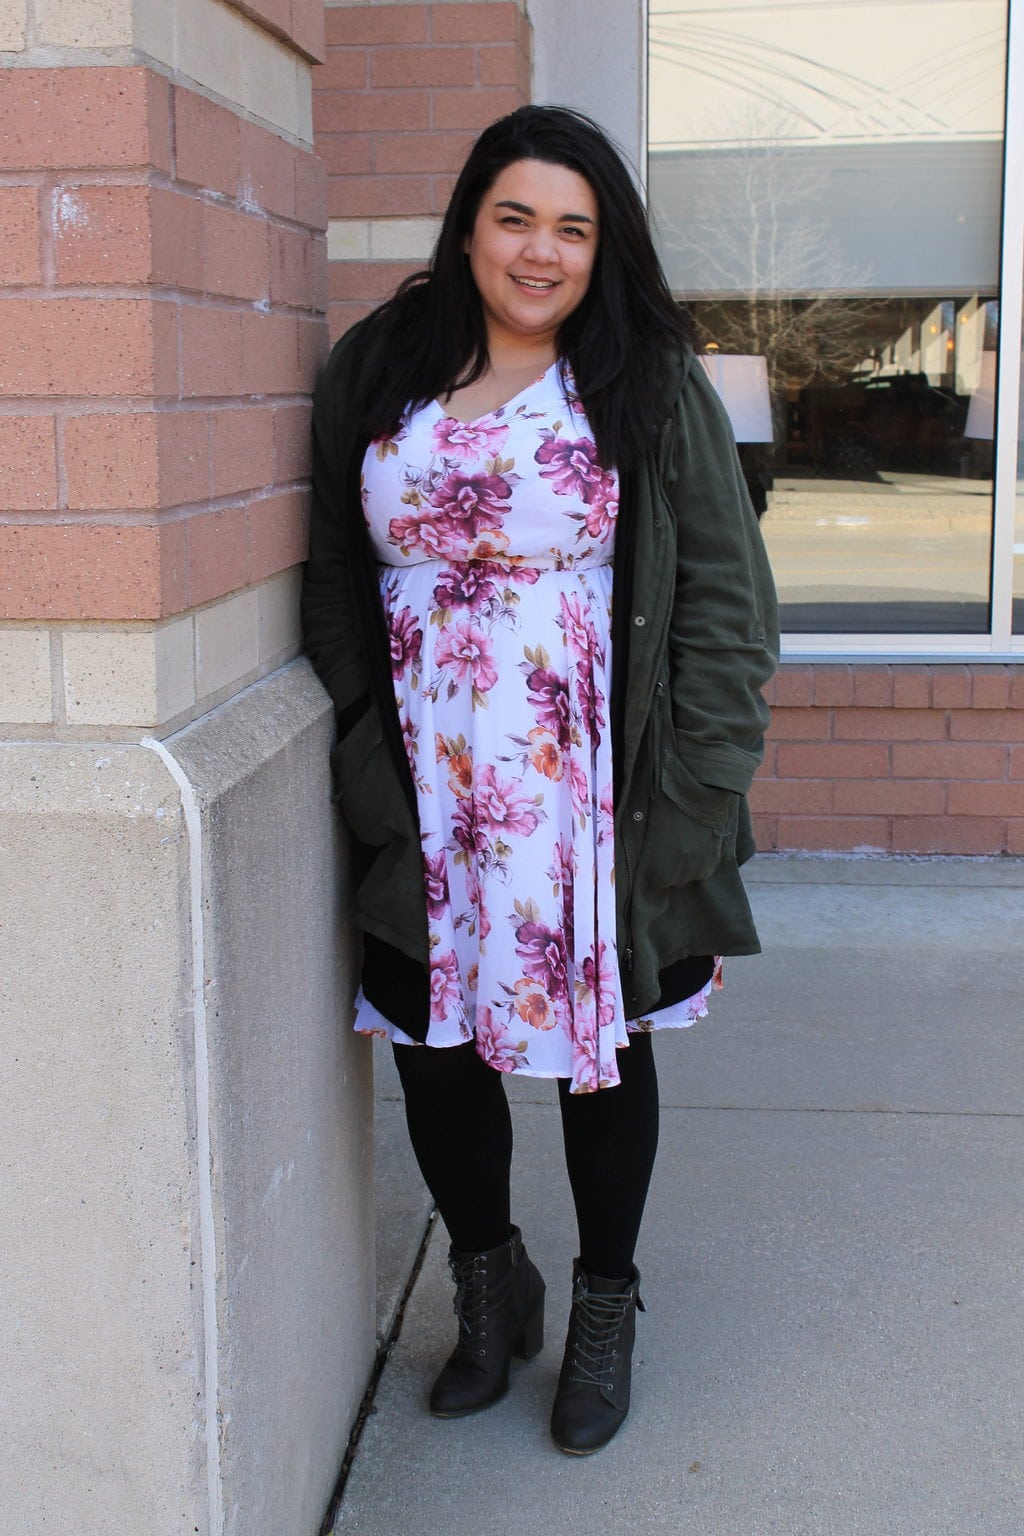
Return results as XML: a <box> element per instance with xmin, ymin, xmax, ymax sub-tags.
<box><xmin>434</xmin><ymin>360</ymin><xmax>558</xmax><ymax>428</ymax></box>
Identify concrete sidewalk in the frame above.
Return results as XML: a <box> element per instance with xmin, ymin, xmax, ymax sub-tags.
<box><xmin>334</xmin><ymin>857</ymin><xmax>1024</xmax><ymax>1536</ymax></box>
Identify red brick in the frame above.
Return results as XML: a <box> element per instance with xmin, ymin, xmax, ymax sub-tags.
<box><xmin>151</xmin><ymin>187</ymin><xmax>204</xmax><ymax>292</ymax></box>
<box><xmin>64</xmin><ymin>409</ymin><xmax>210</xmax><ymax>510</ymax></box>
<box><xmin>749</xmin><ymin>813</ymin><xmax>778</xmax><ymax>850</ymax></box>
<box><xmin>158</xmin><ymin>411</ymin><xmax>211</xmax><ymax>506</ymax></box>
<box><xmin>0</xmin><ymin>298</ymin><xmax>160</xmax><ymax>396</ymax></box>
<box><xmin>313</xmin><ymin>48</ymin><xmax>368</xmax><ymax>91</ymax></box>
<box><xmin>330</xmin><ymin>91</ymin><xmax>431</xmax><ymax>134</ymax></box>
<box><xmin>248</xmin><ymin>490</ymin><xmax>309</xmax><ymax>581</ymax></box>
<box><xmin>969</xmin><ymin>664</ymin><xmax>1011</xmax><ymax>708</ymax></box>
<box><xmin>1011</xmin><ymin>746</ymin><xmax>1024</xmax><ymax>780</ymax></box>
<box><xmin>950</xmin><ymin>709</ymin><xmax>1024</xmax><ymax>742</ymax></box>
<box><xmin>430</xmin><ymin>173</ymin><xmax>460</xmax><ymax>214</ymax></box>
<box><xmin>181</xmin><ymin>306</ymin><xmax>245</xmax><ymax>399</ymax></box>
<box><xmin>811</xmin><ymin>666</ymin><xmax>853</xmax><ymax>706</ymax></box>
<box><xmin>174</xmin><ymin>86</ymin><xmax>240</xmax><ymax>197</ymax></box>
<box><xmin>479</xmin><ymin>44</ymin><xmax>524</xmax><ymax>87</ymax></box>
<box><xmin>52</xmin><ymin>185</ymin><xmax>149</xmax><ymax>285</ymax></box>
<box><xmin>832</xmin><ymin>707</ymin><xmax>946</xmax><ymax>741</ymax></box>
<box><xmin>316</xmin><ymin>132</ymin><xmax>374</xmax><ymax>177</ymax></box>
<box><xmin>241</xmin><ymin>310</ymin><xmax>302</xmax><ymax>395</ymax></box>
<box><xmin>773</xmin><ymin>665</ymin><xmax>814</xmax><ymax>706</ymax></box>
<box><xmin>748</xmin><ymin>778</ymin><xmax>833</xmax><ymax>815</ymax></box>
<box><xmin>326</xmin><ymin>4</ymin><xmax>428</xmax><ymax>45</ymax></box>
<box><xmin>328</xmin><ymin>260</ymin><xmax>421</xmax><ymax>304</ymax></box>
<box><xmin>273</xmin><ymin>403</ymin><xmax>313</xmax><ymax>483</ymax></box>
<box><xmin>851</xmin><ymin>666</ymin><xmax>893</xmax><ymax>706</ymax></box>
<box><xmin>947</xmin><ymin>781</ymin><xmax>1024</xmax><ymax>818</ymax></box>
<box><xmin>892</xmin><ymin>666</ymin><xmax>932</xmax><ymax>708</ymax></box>
<box><xmin>891</xmin><ymin>817</ymin><xmax>1006</xmax><ymax>855</ymax></box>
<box><xmin>892</xmin><ymin>742</ymin><xmax>1007</xmax><ymax>779</ymax></box>
<box><xmin>930</xmin><ymin>665</ymin><xmax>971</xmax><ymax>709</ymax></box>
<box><xmin>327</xmin><ymin>302</ymin><xmax>374</xmax><ymax>342</ymax></box>
<box><xmin>432</xmin><ymin>87</ymin><xmax>522</xmax><ymax>131</ymax></box>
<box><xmin>374</xmin><ymin>130</ymin><xmax>474</xmax><ymax>176</ymax></box>
<box><xmin>775</xmin><ymin>742</ymin><xmax>889</xmax><ymax>778</ymax></box>
<box><xmin>212</xmin><ymin>406</ymin><xmax>274</xmax><ymax>497</ymax></box>
<box><xmin>0</xmin><ymin>521</ymin><xmax>184</xmax><ymax>621</ymax></box>
<box><xmin>204</xmin><ymin>204</ymin><xmax>269</xmax><ymax>302</ymax></box>
<box><xmin>0</xmin><ymin>67</ymin><xmax>169</xmax><ymax>173</ymax></box>
<box><xmin>329</xmin><ymin>173</ymin><xmax>433</xmax><ymax>219</ymax></box>
<box><xmin>187</xmin><ymin>505</ymin><xmax>250</xmax><ymax>606</ymax></box>
<box><xmin>1010</xmin><ymin>671</ymin><xmax>1024</xmax><ymax>708</ymax></box>
<box><xmin>298</xmin><ymin>315</ymin><xmax>329</xmax><ymax>390</ymax></box>
<box><xmin>764</xmin><ymin>705</ymin><xmax>830</xmax><ymax>742</ymax></box>
<box><xmin>833</xmin><ymin>779</ymin><xmax>945</xmax><ymax>816</ymax></box>
<box><xmin>1007</xmin><ymin>820</ymin><xmax>1024</xmax><ymax>855</ymax></box>
<box><xmin>760</xmin><ymin>674</ymin><xmax>778</xmax><ymax>706</ymax></box>
<box><xmin>0</xmin><ymin>187</ymin><xmax>42</xmax><ymax>285</ymax></box>
<box><xmin>293</xmin><ymin>151</ymin><xmax>327</xmax><ymax>232</ymax></box>
<box><xmin>431</xmin><ymin>3</ymin><xmax>521</xmax><ymax>42</ymax></box>
<box><xmin>0</xmin><ymin>417</ymin><xmax>57</xmax><ymax>509</ymax></box>
<box><xmin>239</xmin><ymin>120</ymin><xmax>297</xmax><ymax>220</ymax></box>
<box><xmin>291</xmin><ymin>0</ymin><xmax>326</xmax><ymax>61</ymax></box>
<box><xmin>775</xmin><ymin>816</ymin><xmax>889</xmax><ymax>853</ymax></box>
<box><xmin>269</xmin><ymin>225</ymin><xmax>318</xmax><ymax>309</ymax></box>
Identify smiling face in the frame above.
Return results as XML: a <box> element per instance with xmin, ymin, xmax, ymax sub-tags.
<box><xmin>464</xmin><ymin>158</ymin><xmax>600</xmax><ymax>353</ymax></box>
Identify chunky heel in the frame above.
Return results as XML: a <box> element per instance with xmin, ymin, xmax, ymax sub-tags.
<box><xmin>513</xmin><ymin>1294</ymin><xmax>545</xmax><ymax>1360</ymax></box>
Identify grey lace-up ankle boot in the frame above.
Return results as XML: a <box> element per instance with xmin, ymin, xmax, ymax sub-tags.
<box><xmin>550</xmin><ymin>1260</ymin><xmax>644</xmax><ymax>1454</ymax></box>
<box><xmin>428</xmin><ymin>1225</ymin><xmax>546</xmax><ymax>1418</ymax></box>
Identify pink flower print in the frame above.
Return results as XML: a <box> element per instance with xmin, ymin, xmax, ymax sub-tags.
<box><xmin>475</xmin><ymin>1006</ymin><xmax>529</xmax><ymax>1073</ymax></box>
<box><xmin>574</xmin><ymin>663</ymin><xmax>606</xmax><ymax>739</ymax></box>
<box><xmin>432</xmin><ymin>564</ymin><xmax>498</xmax><ymax>611</ymax></box>
<box><xmin>567</xmin><ymin>756</ymin><xmax>591</xmax><ymax>825</ymax></box>
<box><xmin>546</xmin><ymin>837</ymin><xmax>574</xmax><ymax>893</ymax></box>
<box><xmin>389</xmin><ymin>606</ymin><xmax>422</xmax><ymax>681</ymax></box>
<box><xmin>428</xmin><ymin>470</ymin><xmax>511</xmax><ymax>541</ymax></box>
<box><xmin>474</xmin><ymin>764</ymin><xmax>543</xmax><ymax>838</ymax></box>
<box><xmin>523</xmin><ymin>660</ymin><xmax>571</xmax><ymax>749</ymax></box>
<box><xmin>597</xmin><ymin>781</ymin><xmax>615</xmax><ymax>844</ymax></box>
<box><xmin>464</xmin><ymin>861</ymin><xmax>491</xmax><ymax>943</ymax></box>
<box><xmin>388</xmin><ymin>506</ymin><xmax>455</xmax><ymax>558</ymax></box>
<box><xmin>451</xmin><ymin>795</ymin><xmax>488</xmax><ymax>859</ymax></box>
<box><xmin>580</xmin><ymin>939</ymin><xmax>618</xmax><ymax>1031</ymax></box>
<box><xmin>431</xmin><ymin>416</ymin><xmax>510</xmax><ymax>460</ymax></box>
<box><xmin>558</xmin><ymin>591</ymin><xmax>598</xmax><ymax>663</ymax></box>
<box><xmin>535</xmin><ymin>430</ymin><xmax>606</xmax><ymax>503</ymax></box>
<box><xmin>429</xmin><ymin>949</ymin><xmax>462</xmax><ymax>1023</ymax></box>
<box><xmin>512</xmin><ymin>978</ymin><xmax>556</xmax><ymax>1031</ymax></box>
<box><xmin>423</xmin><ymin>848</ymin><xmax>450</xmax><ymax>922</ymax></box>
<box><xmin>435</xmin><ymin>620</ymin><xmax>498</xmax><ymax>696</ymax></box>
<box><xmin>512</xmin><ymin>906</ymin><xmax>569</xmax><ymax>1003</ymax></box>
<box><xmin>584</xmin><ymin>487</ymin><xmax>618</xmax><ymax>540</ymax></box>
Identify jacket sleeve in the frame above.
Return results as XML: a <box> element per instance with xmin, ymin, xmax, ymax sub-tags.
<box><xmin>665</xmin><ymin>357</ymin><xmax>780</xmax><ymax>795</ymax></box>
<box><xmin>300</xmin><ymin>327</ymin><xmax>374</xmax><ymax>737</ymax></box>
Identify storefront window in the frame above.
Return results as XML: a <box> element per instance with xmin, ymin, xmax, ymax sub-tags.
<box><xmin>648</xmin><ymin>0</ymin><xmax>1010</xmax><ymax>639</ymax></box>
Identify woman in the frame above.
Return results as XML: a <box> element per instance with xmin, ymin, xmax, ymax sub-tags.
<box><xmin>302</xmin><ymin>106</ymin><xmax>778</xmax><ymax>1455</ymax></box>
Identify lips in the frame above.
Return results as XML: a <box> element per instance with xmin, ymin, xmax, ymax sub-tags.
<box><xmin>511</xmin><ymin>276</ymin><xmax>558</xmax><ymax>291</ymax></box>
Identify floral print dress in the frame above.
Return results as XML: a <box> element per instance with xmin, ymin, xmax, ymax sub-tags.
<box><xmin>354</xmin><ymin>361</ymin><xmax>720</xmax><ymax>1093</ymax></box>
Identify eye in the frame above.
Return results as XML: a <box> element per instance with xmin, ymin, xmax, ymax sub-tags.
<box><xmin>500</xmin><ymin>215</ymin><xmax>528</xmax><ymax>228</ymax></box>
<box><xmin>561</xmin><ymin>225</ymin><xmax>588</xmax><ymax>239</ymax></box>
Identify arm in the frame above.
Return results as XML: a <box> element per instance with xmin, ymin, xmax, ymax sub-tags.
<box><xmin>666</xmin><ymin>357</ymin><xmax>780</xmax><ymax>794</ymax></box>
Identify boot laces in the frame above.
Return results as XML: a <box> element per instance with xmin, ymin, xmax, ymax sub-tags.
<box><xmin>567</xmin><ymin>1288</ymin><xmax>633</xmax><ymax>1388</ymax></box>
<box><xmin>448</xmin><ymin>1255</ymin><xmax>491</xmax><ymax>1359</ymax></box>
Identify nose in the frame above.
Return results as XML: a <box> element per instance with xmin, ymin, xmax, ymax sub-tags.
<box><xmin>520</xmin><ymin>224</ymin><xmax>558</xmax><ymax>266</ymax></box>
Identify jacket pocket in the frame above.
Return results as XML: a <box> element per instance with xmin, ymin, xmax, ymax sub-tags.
<box><xmin>329</xmin><ymin>706</ymin><xmax>393</xmax><ymax>847</ymax></box>
<box><xmin>644</xmin><ymin>750</ymin><xmax>736</xmax><ymax>889</ymax></box>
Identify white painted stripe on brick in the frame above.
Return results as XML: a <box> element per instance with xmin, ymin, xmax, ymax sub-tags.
<box><xmin>327</xmin><ymin>217</ymin><xmax>441</xmax><ymax>262</ymax></box>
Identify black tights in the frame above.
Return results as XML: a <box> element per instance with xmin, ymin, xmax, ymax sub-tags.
<box><xmin>391</xmin><ymin>1034</ymin><xmax>659</xmax><ymax>1280</ymax></box>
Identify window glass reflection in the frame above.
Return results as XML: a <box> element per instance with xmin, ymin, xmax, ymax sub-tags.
<box><xmin>648</xmin><ymin>0</ymin><xmax>1008</xmax><ymax>633</ymax></box>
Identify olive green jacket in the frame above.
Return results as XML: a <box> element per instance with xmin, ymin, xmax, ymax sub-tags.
<box><xmin>301</xmin><ymin>314</ymin><xmax>779</xmax><ymax>1021</ymax></box>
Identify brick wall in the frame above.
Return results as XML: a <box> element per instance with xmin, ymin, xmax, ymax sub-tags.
<box><xmin>753</xmin><ymin>663</ymin><xmax>1024</xmax><ymax>855</ymax></box>
<box><xmin>317</xmin><ymin>0</ymin><xmax>531</xmax><ymax>339</ymax></box>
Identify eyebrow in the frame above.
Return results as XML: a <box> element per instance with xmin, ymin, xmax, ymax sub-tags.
<box><xmin>494</xmin><ymin>199</ymin><xmax>595</xmax><ymax>226</ymax></box>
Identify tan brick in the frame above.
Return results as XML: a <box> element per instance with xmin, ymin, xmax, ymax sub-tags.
<box><xmin>187</xmin><ymin>505</ymin><xmax>250</xmax><ymax>606</ymax></box>
<box><xmin>0</xmin><ymin>521</ymin><xmax>184</xmax><ymax>621</ymax></box>
<box><xmin>432</xmin><ymin>87</ymin><xmax>521</xmax><ymax>131</ymax></box>
<box><xmin>0</xmin><ymin>417</ymin><xmax>58</xmax><ymax>509</ymax></box>
<box><xmin>0</xmin><ymin>298</ymin><xmax>160</xmax><ymax>396</ymax></box>
<box><xmin>0</xmin><ymin>66</ymin><xmax>169</xmax><ymax>173</ymax></box>
<box><xmin>891</xmin><ymin>816</ymin><xmax>1006</xmax><ymax>855</ymax></box>
<box><xmin>325</xmin><ymin>5</ymin><xmax>428</xmax><ymax>45</ymax></box>
<box><xmin>212</xmin><ymin>406</ymin><xmax>275</xmax><ymax>497</ymax></box>
<box><xmin>0</xmin><ymin>186</ymin><xmax>41</xmax><ymax>285</ymax></box>
<box><xmin>195</xmin><ymin>586</ymin><xmax>259</xmax><ymax>696</ymax></box>
<box><xmin>833</xmin><ymin>779</ymin><xmax>945</xmax><ymax>816</ymax></box>
<box><xmin>0</xmin><ymin>629</ymin><xmax>52</xmax><ymax>724</ymax></box>
<box><xmin>832</xmin><ymin>707</ymin><xmax>946</xmax><ymax>741</ymax></box>
<box><xmin>891</xmin><ymin>742</ymin><xmax>1007</xmax><ymax>779</ymax></box>
<box><xmin>273</xmin><ymin>403</ymin><xmax>312</xmax><ymax>483</ymax></box>
<box><xmin>248</xmin><ymin>490</ymin><xmax>308</xmax><ymax>583</ymax></box>
<box><xmin>775</xmin><ymin>742</ymin><xmax>890</xmax><ymax>778</ymax></box>
<box><xmin>431</xmin><ymin>3</ymin><xmax>521</xmax><ymax>43</ymax></box>
<box><xmin>204</xmin><ymin>204</ymin><xmax>269</xmax><ymax>302</ymax></box>
<box><xmin>174</xmin><ymin>85</ymin><xmax>240</xmax><ymax>197</ymax></box>
<box><xmin>775</xmin><ymin>816</ymin><xmax>889</xmax><ymax>853</ymax></box>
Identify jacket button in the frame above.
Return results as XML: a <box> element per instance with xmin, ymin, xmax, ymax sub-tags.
<box><xmin>633</xmin><ymin>810</ymin><xmax>644</xmax><ymax>822</ymax></box>
<box><xmin>655</xmin><ymin>681</ymin><xmax>665</xmax><ymax>696</ymax></box>
<box><xmin>634</xmin><ymin>615</ymin><xmax>646</xmax><ymax>627</ymax></box>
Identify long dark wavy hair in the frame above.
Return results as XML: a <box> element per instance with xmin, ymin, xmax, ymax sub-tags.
<box><xmin>358</xmin><ymin>105</ymin><xmax>695</xmax><ymax>469</ymax></box>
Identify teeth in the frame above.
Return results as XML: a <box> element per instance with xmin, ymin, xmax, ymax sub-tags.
<box><xmin>515</xmin><ymin>278</ymin><xmax>554</xmax><ymax>289</ymax></box>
